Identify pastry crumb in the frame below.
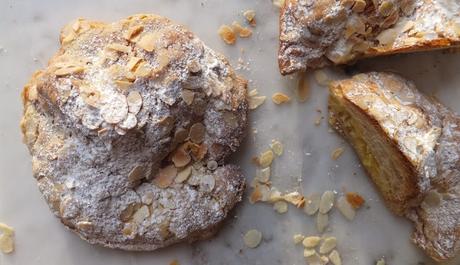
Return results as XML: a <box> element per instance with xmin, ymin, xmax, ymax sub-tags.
<box><xmin>243</xmin><ymin>229</ymin><xmax>262</xmax><ymax>248</ymax></box>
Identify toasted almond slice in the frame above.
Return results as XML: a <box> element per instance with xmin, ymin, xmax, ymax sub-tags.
<box><xmin>270</xmin><ymin>140</ymin><xmax>284</xmax><ymax>156</ymax></box>
<box><xmin>331</xmin><ymin>147</ymin><xmax>344</xmax><ymax>160</ymax></box>
<box><xmin>132</xmin><ymin>205</ymin><xmax>150</xmax><ymax>224</ymax></box>
<box><xmin>134</xmin><ymin>61</ymin><xmax>151</xmax><ymax>77</ymax></box>
<box><xmin>124</xmin><ymin>25</ymin><xmax>144</xmax><ymax>41</ymax></box>
<box><xmin>303</xmin><ymin>236</ymin><xmax>321</xmax><ymax>248</ymax></box>
<box><xmin>304</xmin><ymin>248</ymin><xmax>317</xmax><ymax>258</ymax></box>
<box><xmin>272</xmin><ymin>92</ymin><xmax>291</xmax><ymax>104</ymax></box>
<box><xmin>259</xmin><ymin>150</ymin><xmax>274</xmax><ymax>168</ymax></box>
<box><xmin>189</xmin><ymin>123</ymin><xmax>206</xmax><ymax>143</ymax></box>
<box><xmin>273</xmin><ymin>201</ymin><xmax>288</xmax><ymax>214</ymax></box>
<box><xmin>319</xmin><ymin>237</ymin><xmax>337</xmax><ymax>254</ymax></box>
<box><xmin>293</xmin><ymin>234</ymin><xmax>304</xmax><ymax>244</ymax></box>
<box><xmin>100</xmin><ymin>95</ymin><xmax>128</xmax><ymax>124</ymax></box>
<box><xmin>239</xmin><ymin>27</ymin><xmax>252</xmax><ymax>38</ymax></box>
<box><xmin>55</xmin><ymin>65</ymin><xmax>84</xmax><ymax>76</ymax></box>
<box><xmin>243</xmin><ymin>229</ymin><xmax>262</xmax><ymax>248</ymax></box>
<box><xmin>153</xmin><ymin>165</ymin><xmax>177</xmax><ymax>188</ymax></box>
<box><xmin>243</xmin><ymin>10</ymin><xmax>256</xmax><ymax>25</ymax></box>
<box><xmin>316</xmin><ymin>213</ymin><xmax>328</xmax><ymax>233</ymax></box>
<box><xmin>218</xmin><ymin>25</ymin><xmax>236</xmax><ymax>45</ymax></box>
<box><xmin>249</xmin><ymin>184</ymin><xmax>270</xmax><ymax>203</ymax></box>
<box><xmin>314</xmin><ymin>70</ymin><xmax>331</xmax><ymax>86</ymax></box>
<box><xmin>346</xmin><ymin>192</ymin><xmax>365</xmax><ymax>209</ymax></box>
<box><xmin>115</xmin><ymin>80</ymin><xmax>134</xmax><ymax>90</ymax></box>
<box><xmin>175</xmin><ymin>165</ymin><xmax>192</xmax><ymax>183</ymax></box>
<box><xmin>255</xmin><ymin>167</ymin><xmax>271</xmax><ymax>183</ymax></box>
<box><xmin>337</xmin><ymin>196</ymin><xmax>356</xmax><ymax>220</ymax></box>
<box><xmin>172</xmin><ymin>147</ymin><xmax>191</xmax><ymax>168</ymax></box>
<box><xmin>248</xmin><ymin>95</ymin><xmax>266</xmax><ymax>110</ymax></box>
<box><xmin>268</xmin><ymin>187</ymin><xmax>283</xmax><ymax>202</ymax></box>
<box><xmin>304</xmin><ymin>193</ymin><xmax>321</xmax><ymax>215</ymax></box>
<box><xmin>128</xmin><ymin>165</ymin><xmax>145</xmax><ymax>182</ymax></box>
<box><xmin>329</xmin><ymin>250</ymin><xmax>342</xmax><ymax>265</ymax></box>
<box><xmin>283</xmin><ymin>191</ymin><xmax>305</xmax><ymax>208</ymax></box>
<box><xmin>127</xmin><ymin>57</ymin><xmax>143</xmax><ymax>71</ymax></box>
<box><xmin>127</xmin><ymin>91</ymin><xmax>143</xmax><ymax>114</ymax></box>
<box><xmin>376</xmin><ymin>258</ymin><xmax>386</xmax><ymax>265</ymax></box>
<box><xmin>319</xmin><ymin>190</ymin><xmax>335</xmax><ymax>214</ymax></box>
<box><xmin>107</xmin><ymin>43</ymin><xmax>131</xmax><ymax>53</ymax></box>
<box><xmin>137</xmin><ymin>33</ymin><xmax>156</xmax><ymax>52</ymax></box>
<box><xmin>181</xmin><ymin>89</ymin><xmax>195</xmax><ymax>105</ymax></box>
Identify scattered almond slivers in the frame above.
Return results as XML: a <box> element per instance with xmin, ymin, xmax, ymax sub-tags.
<box><xmin>304</xmin><ymin>193</ymin><xmax>321</xmax><ymax>215</ymax></box>
<box><xmin>243</xmin><ymin>229</ymin><xmax>262</xmax><ymax>248</ymax></box>
<box><xmin>218</xmin><ymin>25</ymin><xmax>236</xmax><ymax>45</ymax></box>
<box><xmin>293</xmin><ymin>234</ymin><xmax>304</xmax><ymax>244</ymax></box>
<box><xmin>259</xmin><ymin>150</ymin><xmax>274</xmax><ymax>167</ymax></box>
<box><xmin>273</xmin><ymin>201</ymin><xmax>288</xmax><ymax>214</ymax></box>
<box><xmin>331</xmin><ymin>147</ymin><xmax>344</xmax><ymax>160</ymax></box>
<box><xmin>282</xmin><ymin>191</ymin><xmax>305</xmax><ymax>208</ymax></box>
<box><xmin>270</xmin><ymin>140</ymin><xmax>284</xmax><ymax>156</ymax></box>
<box><xmin>337</xmin><ymin>196</ymin><xmax>356</xmax><ymax>220</ymax></box>
<box><xmin>248</xmin><ymin>89</ymin><xmax>266</xmax><ymax>110</ymax></box>
<box><xmin>316</xmin><ymin>212</ymin><xmax>329</xmax><ymax>233</ymax></box>
<box><xmin>0</xmin><ymin>223</ymin><xmax>14</xmax><ymax>254</ymax></box>
<box><xmin>272</xmin><ymin>92</ymin><xmax>291</xmax><ymax>105</ymax></box>
<box><xmin>329</xmin><ymin>250</ymin><xmax>342</xmax><ymax>265</ymax></box>
<box><xmin>319</xmin><ymin>237</ymin><xmax>337</xmax><ymax>254</ymax></box>
<box><xmin>319</xmin><ymin>190</ymin><xmax>335</xmax><ymax>214</ymax></box>
<box><xmin>303</xmin><ymin>236</ymin><xmax>321</xmax><ymax>248</ymax></box>
<box><xmin>243</xmin><ymin>10</ymin><xmax>256</xmax><ymax>26</ymax></box>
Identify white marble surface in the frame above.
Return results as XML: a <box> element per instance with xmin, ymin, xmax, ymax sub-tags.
<box><xmin>0</xmin><ymin>0</ymin><xmax>460</xmax><ymax>264</ymax></box>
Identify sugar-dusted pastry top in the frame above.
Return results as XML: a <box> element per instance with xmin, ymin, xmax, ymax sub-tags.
<box><xmin>279</xmin><ymin>0</ymin><xmax>460</xmax><ymax>75</ymax></box>
<box><xmin>21</xmin><ymin>14</ymin><xmax>247</xmax><ymax>250</ymax></box>
<box><xmin>329</xmin><ymin>72</ymin><xmax>460</xmax><ymax>261</ymax></box>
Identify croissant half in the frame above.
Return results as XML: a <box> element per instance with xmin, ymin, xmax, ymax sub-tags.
<box><xmin>328</xmin><ymin>72</ymin><xmax>460</xmax><ymax>261</ymax></box>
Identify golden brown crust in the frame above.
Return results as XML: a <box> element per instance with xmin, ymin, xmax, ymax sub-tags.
<box><xmin>279</xmin><ymin>0</ymin><xmax>460</xmax><ymax>75</ymax></box>
<box><xmin>329</xmin><ymin>72</ymin><xmax>460</xmax><ymax>261</ymax></box>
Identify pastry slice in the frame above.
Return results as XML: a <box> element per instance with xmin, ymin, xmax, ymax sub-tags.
<box><xmin>328</xmin><ymin>72</ymin><xmax>460</xmax><ymax>261</ymax></box>
<box><xmin>279</xmin><ymin>0</ymin><xmax>460</xmax><ymax>75</ymax></box>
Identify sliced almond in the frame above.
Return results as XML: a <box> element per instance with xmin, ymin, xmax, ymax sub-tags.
<box><xmin>239</xmin><ymin>27</ymin><xmax>252</xmax><ymax>38</ymax></box>
<box><xmin>293</xmin><ymin>234</ymin><xmax>304</xmax><ymax>244</ymax></box>
<box><xmin>319</xmin><ymin>190</ymin><xmax>335</xmax><ymax>214</ymax></box>
<box><xmin>283</xmin><ymin>191</ymin><xmax>305</xmax><ymax>208</ymax></box>
<box><xmin>243</xmin><ymin>10</ymin><xmax>256</xmax><ymax>26</ymax></box>
<box><xmin>218</xmin><ymin>25</ymin><xmax>236</xmax><ymax>45</ymax></box>
<box><xmin>337</xmin><ymin>196</ymin><xmax>356</xmax><ymax>220</ymax></box>
<box><xmin>127</xmin><ymin>91</ymin><xmax>143</xmax><ymax>114</ymax></box>
<box><xmin>55</xmin><ymin>65</ymin><xmax>84</xmax><ymax>76</ymax></box>
<box><xmin>303</xmin><ymin>236</ymin><xmax>321</xmax><ymax>248</ymax></box>
<box><xmin>376</xmin><ymin>258</ymin><xmax>386</xmax><ymax>265</ymax></box>
<box><xmin>175</xmin><ymin>165</ymin><xmax>192</xmax><ymax>183</ymax></box>
<box><xmin>100</xmin><ymin>95</ymin><xmax>128</xmax><ymax>124</ymax></box>
<box><xmin>243</xmin><ymin>229</ymin><xmax>262</xmax><ymax>248</ymax></box>
<box><xmin>273</xmin><ymin>201</ymin><xmax>288</xmax><ymax>214</ymax></box>
<box><xmin>272</xmin><ymin>92</ymin><xmax>291</xmax><ymax>105</ymax></box>
<box><xmin>304</xmin><ymin>248</ymin><xmax>317</xmax><ymax>258</ymax></box>
<box><xmin>270</xmin><ymin>140</ymin><xmax>284</xmax><ymax>156</ymax></box>
<box><xmin>119</xmin><ymin>113</ymin><xmax>138</xmax><ymax>130</ymax></box>
<box><xmin>346</xmin><ymin>192</ymin><xmax>365</xmax><ymax>209</ymax></box>
<box><xmin>137</xmin><ymin>33</ymin><xmax>156</xmax><ymax>52</ymax></box>
<box><xmin>259</xmin><ymin>150</ymin><xmax>274</xmax><ymax>168</ymax></box>
<box><xmin>189</xmin><ymin>123</ymin><xmax>206</xmax><ymax>143</ymax></box>
<box><xmin>255</xmin><ymin>167</ymin><xmax>271</xmax><ymax>183</ymax></box>
<box><xmin>0</xmin><ymin>223</ymin><xmax>14</xmax><ymax>254</ymax></box>
<box><xmin>297</xmin><ymin>74</ymin><xmax>309</xmax><ymax>102</ymax></box>
<box><xmin>272</xmin><ymin>0</ymin><xmax>285</xmax><ymax>8</ymax></box>
<box><xmin>172</xmin><ymin>147</ymin><xmax>191</xmax><ymax>168</ymax></box>
<box><xmin>128</xmin><ymin>165</ymin><xmax>145</xmax><ymax>182</ymax></box>
<box><xmin>76</xmin><ymin>221</ymin><xmax>94</xmax><ymax>232</ymax></box>
<box><xmin>319</xmin><ymin>237</ymin><xmax>337</xmax><ymax>254</ymax></box>
<box><xmin>329</xmin><ymin>250</ymin><xmax>342</xmax><ymax>265</ymax></box>
<box><xmin>249</xmin><ymin>184</ymin><xmax>270</xmax><ymax>203</ymax></box>
<box><xmin>248</xmin><ymin>95</ymin><xmax>266</xmax><ymax>110</ymax></box>
<box><xmin>127</xmin><ymin>57</ymin><xmax>143</xmax><ymax>71</ymax></box>
<box><xmin>134</xmin><ymin>61</ymin><xmax>151</xmax><ymax>77</ymax></box>
<box><xmin>181</xmin><ymin>89</ymin><xmax>195</xmax><ymax>105</ymax></box>
<box><xmin>153</xmin><ymin>165</ymin><xmax>177</xmax><ymax>188</ymax></box>
<box><xmin>115</xmin><ymin>80</ymin><xmax>134</xmax><ymax>90</ymax></box>
<box><xmin>106</xmin><ymin>43</ymin><xmax>131</xmax><ymax>53</ymax></box>
<box><xmin>331</xmin><ymin>147</ymin><xmax>344</xmax><ymax>160</ymax></box>
<box><xmin>304</xmin><ymin>193</ymin><xmax>321</xmax><ymax>215</ymax></box>
<box><xmin>124</xmin><ymin>25</ymin><xmax>144</xmax><ymax>41</ymax></box>
<box><xmin>316</xmin><ymin>213</ymin><xmax>329</xmax><ymax>233</ymax></box>
<box><xmin>132</xmin><ymin>205</ymin><xmax>150</xmax><ymax>224</ymax></box>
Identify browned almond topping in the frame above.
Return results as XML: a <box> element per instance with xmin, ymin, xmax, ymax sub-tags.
<box><xmin>181</xmin><ymin>89</ymin><xmax>195</xmax><ymax>105</ymax></box>
<box><xmin>346</xmin><ymin>192</ymin><xmax>365</xmax><ymax>209</ymax></box>
<box><xmin>80</xmin><ymin>86</ymin><xmax>101</xmax><ymax>107</ymax></box>
<box><xmin>106</xmin><ymin>43</ymin><xmax>131</xmax><ymax>53</ymax></box>
<box><xmin>127</xmin><ymin>57</ymin><xmax>143</xmax><ymax>71</ymax></box>
<box><xmin>126</xmin><ymin>91</ymin><xmax>143</xmax><ymax>113</ymax></box>
<box><xmin>272</xmin><ymin>92</ymin><xmax>291</xmax><ymax>104</ymax></box>
<box><xmin>55</xmin><ymin>65</ymin><xmax>84</xmax><ymax>76</ymax></box>
<box><xmin>134</xmin><ymin>61</ymin><xmax>151</xmax><ymax>77</ymax></box>
<box><xmin>124</xmin><ymin>25</ymin><xmax>144</xmax><ymax>41</ymax></box>
<box><xmin>331</xmin><ymin>147</ymin><xmax>344</xmax><ymax>160</ymax></box>
<box><xmin>120</xmin><ymin>203</ymin><xmax>139</xmax><ymax>222</ymax></box>
<box><xmin>352</xmin><ymin>0</ymin><xmax>367</xmax><ymax>12</ymax></box>
<box><xmin>243</xmin><ymin>10</ymin><xmax>256</xmax><ymax>26</ymax></box>
<box><xmin>172</xmin><ymin>147</ymin><xmax>191</xmax><ymax>168</ymax></box>
<box><xmin>156</xmin><ymin>49</ymin><xmax>170</xmax><ymax>71</ymax></box>
<box><xmin>137</xmin><ymin>33</ymin><xmax>157</xmax><ymax>52</ymax></box>
<box><xmin>175</xmin><ymin>165</ymin><xmax>192</xmax><ymax>183</ymax></box>
<box><xmin>218</xmin><ymin>25</ymin><xmax>236</xmax><ymax>45</ymax></box>
<box><xmin>189</xmin><ymin>123</ymin><xmax>206</xmax><ymax>143</ymax></box>
<box><xmin>153</xmin><ymin>165</ymin><xmax>177</xmax><ymax>188</ymax></box>
<box><xmin>239</xmin><ymin>27</ymin><xmax>253</xmax><ymax>38</ymax></box>
<box><xmin>115</xmin><ymin>80</ymin><xmax>133</xmax><ymax>90</ymax></box>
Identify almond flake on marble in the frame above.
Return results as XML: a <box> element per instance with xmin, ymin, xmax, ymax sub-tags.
<box><xmin>293</xmin><ymin>234</ymin><xmax>304</xmax><ymax>244</ymax></box>
<box><xmin>273</xmin><ymin>201</ymin><xmax>288</xmax><ymax>214</ymax></box>
<box><xmin>331</xmin><ymin>147</ymin><xmax>344</xmax><ymax>160</ymax></box>
<box><xmin>316</xmin><ymin>212</ymin><xmax>329</xmax><ymax>233</ymax></box>
<box><xmin>272</xmin><ymin>92</ymin><xmax>291</xmax><ymax>104</ymax></box>
<box><xmin>255</xmin><ymin>167</ymin><xmax>271</xmax><ymax>183</ymax></box>
<box><xmin>272</xmin><ymin>0</ymin><xmax>285</xmax><ymax>8</ymax></box>
<box><xmin>329</xmin><ymin>250</ymin><xmax>342</xmax><ymax>265</ymax></box>
<box><xmin>115</xmin><ymin>80</ymin><xmax>134</xmax><ymax>90</ymax></box>
<box><xmin>336</xmin><ymin>196</ymin><xmax>356</xmax><ymax>220</ymax></box>
<box><xmin>283</xmin><ymin>191</ymin><xmax>305</xmax><ymax>208</ymax></box>
<box><xmin>319</xmin><ymin>190</ymin><xmax>335</xmax><ymax>214</ymax></box>
<box><xmin>218</xmin><ymin>25</ymin><xmax>236</xmax><ymax>45</ymax></box>
<box><xmin>0</xmin><ymin>223</ymin><xmax>14</xmax><ymax>254</ymax></box>
<box><xmin>243</xmin><ymin>10</ymin><xmax>256</xmax><ymax>26</ymax></box>
<box><xmin>304</xmin><ymin>193</ymin><xmax>321</xmax><ymax>215</ymax></box>
<box><xmin>304</xmin><ymin>248</ymin><xmax>317</xmax><ymax>258</ymax></box>
<box><xmin>314</xmin><ymin>70</ymin><xmax>331</xmax><ymax>86</ymax></box>
<box><xmin>376</xmin><ymin>258</ymin><xmax>386</xmax><ymax>265</ymax></box>
<box><xmin>303</xmin><ymin>236</ymin><xmax>321</xmax><ymax>248</ymax></box>
<box><xmin>270</xmin><ymin>140</ymin><xmax>284</xmax><ymax>156</ymax></box>
<box><xmin>259</xmin><ymin>150</ymin><xmax>274</xmax><ymax>168</ymax></box>
<box><xmin>243</xmin><ymin>229</ymin><xmax>262</xmax><ymax>248</ymax></box>
<box><xmin>55</xmin><ymin>65</ymin><xmax>84</xmax><ymax>76</ymax></box>
<box><xmin>319</xmin><ymin>237</ymin><xmax>337</xmax><ymax>254</ymax></box>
